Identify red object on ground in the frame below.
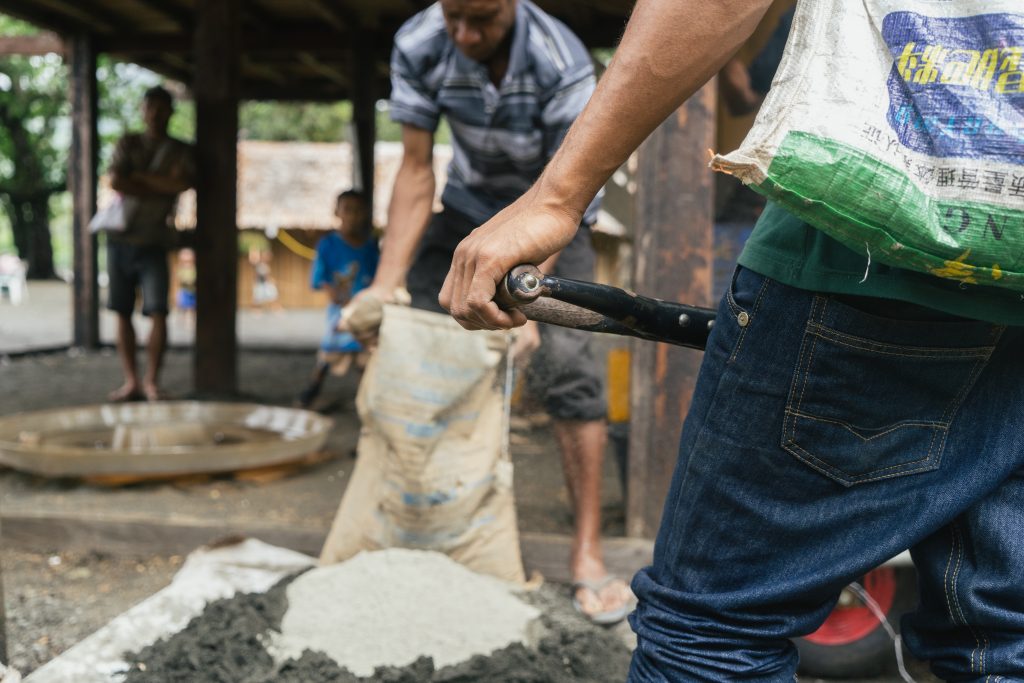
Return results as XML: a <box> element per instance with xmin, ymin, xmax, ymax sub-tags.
<box><xmin>805</xmin><ymin>567</ymin><xmax>898</xmax><ymax>646</ymax></box>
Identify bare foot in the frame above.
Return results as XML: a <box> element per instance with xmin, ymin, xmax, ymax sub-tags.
<box><xmin>142</xmin><ymin>382</ymin><xmax>163</xmax><ymax>402</ymax></box>
<box><xmin>108</xmin><ymin>383</ymin><xmax>143</xmax><ymax>402</ymax></box>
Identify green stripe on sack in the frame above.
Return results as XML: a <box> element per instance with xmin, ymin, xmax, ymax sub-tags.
<box><xmin>753</xmin><ymin>131</ymin><xmax>1024</xmax><ymax>291</ymax></box>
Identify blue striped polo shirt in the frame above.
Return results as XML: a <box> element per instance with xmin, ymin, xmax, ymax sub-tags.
<box><xmin>390</xmin><ymin>0</ymin><xmax>601</xmax><ymax>225</ymax></box>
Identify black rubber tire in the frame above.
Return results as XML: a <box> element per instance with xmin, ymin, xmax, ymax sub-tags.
<box><xmin>795</xmin><ymin>568</ymin><xmax>917</xmax><ymax>679</ymax></box>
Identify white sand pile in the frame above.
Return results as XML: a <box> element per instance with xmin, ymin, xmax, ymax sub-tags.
<box><xmin>268</xmin><ymin>548</ymin><xmax>540</xmax><ymax>676</ymax></box>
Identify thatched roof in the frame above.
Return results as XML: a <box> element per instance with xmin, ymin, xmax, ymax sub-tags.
<box><xmin>169</xmin><ymin>140</ymin><xmax>451</xmax><ymax>231</ymax></box>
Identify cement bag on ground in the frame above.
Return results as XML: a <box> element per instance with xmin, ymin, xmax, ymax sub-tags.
<box><xmin>713</xmin><ymin>1</ymin><xmax>1024</xmax><ymax>290</ymax></box>
<box><xmin>320</xmin><ymin>305</ymin><xmax>524</xmax><ymax>583</ymax></box>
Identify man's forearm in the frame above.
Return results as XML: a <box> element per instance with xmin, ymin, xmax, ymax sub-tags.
<box><xmin>538</xmin><ymin>0</ymin><xmax>773</xmax><ymax>218</ymax></box>
<box><xmin>375</xmin><ymin>160</ymin><xmax>436</xmax><ymax>290</ymax></box>
<box><xmin>111</xmin><ymin>175</ymin><xmax>156</xmax><ymax>197</ymax></box>
<box><xmin>111</xmin><ymin>172</ymin><xmax>188</xmax><ymax>198</ymax></box>
<box><xmin>135</xmin><ymin>171</ymin><xmax>191</xmax><ymax>195</ymax></box>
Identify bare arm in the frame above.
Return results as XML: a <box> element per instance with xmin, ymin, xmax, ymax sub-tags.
<box><xmin>110</xmin><ymin>172</ymin><xmax>155</xmax><ymax>197</ymax></box>
<box><xmin>440</xmin><ymin>0</ymin><xmax>773</xmax><ymax>329</ymax></box>
<box><xmin>372</xmin><ymin>125</ymin><xmax>436</xmax><ymax>293</ymax></box>
<box><xmin>111</xmin><ymin>164</ymin><xmax>191</xmax><ymax>197</ymax></box>
<box><xmin>719</xmin><ymin>57</ymin><xmax>765</xmax><ymax>117</ymax></box>
<box><xmin>133</xmin><ymin>166</ymin><xmax>192</xmax><ymax>195</ymax></box>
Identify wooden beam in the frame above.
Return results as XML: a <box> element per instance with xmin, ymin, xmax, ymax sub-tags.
<box><xmin>193</xmin><ymin>0</ymin><xmax>240</xmax><ymax>396</ymax></box>
<box><xmin>128</xmin><ymin>0</ymin><xmax>192</xmax><ymax>30</ymax></box>
<box><xmin>297</xmin><ymin>52</ymin><xmax>349</xmax><ymax>87</ymax></box>
<box><xmin>0</xmin><ymin>511</ymin><xmax>327</xmax><ymax>558</ymax></box>
<box><xmin>0</xmin><ymin>518</ymin><xmax>6</xmax><ymax>664</ymax></box>
<box><xmin>161</xmin><ymin>53</ymin><xmax>191</xmax><ymax>72</ymax></box>
<box><xmin>68</xmin><ymin>32</ymin><xmax>100</xmax><ymax>350</ymax></box>
<box><xmin>0</xmin><ymin>0</ymin><xmax>84</xmax><ymax>34</ymax></box>
<box><xmin>350</xmin><ymin>30</ymin><xmax>376</xmax><ymax>216</ymax></box>
<box><xmin>627</xmin><ymin>81</ymin><xmax>717</xmax><ymax>539</ymax></box>
<box><xmin>0</xmin><ymin>511</ymin><xmax>654</xmax><ymax>584</ymax></box>
<box><xmin>242</xmin><ymin>0</ymin><xmax>282</xmax><ymax>31</ymax></box>
<box><xmin>37</xmin><ymin>0</ymin><xmax>119</xmax><ymax>33</ymax></box>
<box><xmin>96</xmin><ymin>33</ymin><xmax>187</xmax><ymax>54</ymax></box>
<box><xmin>242</xmin><ymin>57</ymin><xmax>290</xmax><ymax>86</ymax></box>
<box><xmin>305</xmin><ymin>0</ymin><xmax>352</xmax><ymax>32</ymax></box>
<box><xmin>0</xmin><ymin>32</ymin><xmax>64</xmax><ymax>56</ymax></box>
<box><xmin>520</xmin><ymin>532</ymin><xmax>653</xmax><ymax>584</ymax></box>
<box><xmin>136</xmin><ymin>56</ymin><xmax>191</xmax><ymax>84</ymax></box>
<box><xmin>240</xmin><ymin>83</ymin><xmax>355</xmax><ymax>102</ymax></box>
<box><xmin>96</xmin><ymin>28</ymin><xmax>396</xmax><ymax>56</ymax></box>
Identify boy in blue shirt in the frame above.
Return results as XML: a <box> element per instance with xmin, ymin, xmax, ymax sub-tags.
<box><xmin>297</xmin><ymin>190</ymin><xmax>379</xmax><ymax>408</ymax></box>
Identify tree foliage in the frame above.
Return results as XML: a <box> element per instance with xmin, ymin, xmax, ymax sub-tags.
<box><xmin>241</xmin><ymin>101</ymin><xmax>353</xmax><ymax>142</ymax></box>
<box><xmin>0</xmin><ymin>14</ymin><xmax>67</xmax><ymax>277</ymax></box>
<box><xmin>0</xmin><ymin>14</ymin><xmax>190</xmax><ymax>277</ymax></box>
<box><xmin>0</xmin><ymin>9</ymin><xmax>450</xmax><ymax>277</ymax></box>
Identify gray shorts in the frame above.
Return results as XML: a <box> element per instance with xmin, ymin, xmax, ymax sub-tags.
<box><xmin>407</xmin><ymin>208</ymin><xmax>606</xmax><ymax>422</ymax></box>
<box><xmin>107</xmin><ymin>241</ymin><xmax>170</xmax><ymax>317</ymax></box>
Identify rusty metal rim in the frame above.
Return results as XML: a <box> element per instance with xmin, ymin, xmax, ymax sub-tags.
<box><xmin>0</xmin><ymin>401</ymin><xmax>333</xmax><ymax>476</ymax></box>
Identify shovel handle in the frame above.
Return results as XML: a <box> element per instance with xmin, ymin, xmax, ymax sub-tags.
<box><xmin>496</xmin><ymin>265</ymin><xmax>716</xmax><ymax>350</ymax></box>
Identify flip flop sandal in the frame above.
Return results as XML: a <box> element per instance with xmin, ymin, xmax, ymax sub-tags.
<box><xmin>571</xmin><ymin>576</ymin><xmax>632</xmax><ymax>626</ymax></box>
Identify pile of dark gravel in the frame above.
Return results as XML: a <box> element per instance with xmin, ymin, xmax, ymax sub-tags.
<box><xmin>122</xmin><ymin>578</ymin><xmax>632</xmax><ymax>683</ymax></box>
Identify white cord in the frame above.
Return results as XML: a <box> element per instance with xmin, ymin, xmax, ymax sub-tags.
<box><xmin>846</xmin><ymin>582</ymin><xmax>916</xmax><ymax>683</ymax></box>
<box><xmin>860</xmin><ymin>242</ymin><xmax>873</xmax><ymax>284</ymax></box>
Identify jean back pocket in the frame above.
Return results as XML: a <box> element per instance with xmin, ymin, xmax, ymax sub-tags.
<box><xmin>783</xmin><ymin>296</ymin><xmax>998</xmax><ymax>487</ymax></box>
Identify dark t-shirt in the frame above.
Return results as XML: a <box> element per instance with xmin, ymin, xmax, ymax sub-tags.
<box><xmin>739</xmin><ymin>202</ymin><xmax>1024</xmax><ymax>326</ymax></box>
<box><xmin>108</xmin><ymin>133</ymin><xmax>194</xmax><ymax>248</ymax></box>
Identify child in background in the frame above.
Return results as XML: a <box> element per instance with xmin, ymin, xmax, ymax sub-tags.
<box><xmin>250</xmin><ymin>247</ymin><xmax>280</xmax><ymax>312</ymax></box>
<box><xmin>296</xmin><ymin>190</ymin><xmax>379</xmax><ymax>408</ymax></box>
<box><xmin>174</xmin><ymin>248</ymin><xmax>197</xmax><ymax>329</ymax></box>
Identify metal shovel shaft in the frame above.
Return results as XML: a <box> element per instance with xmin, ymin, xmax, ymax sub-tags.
<box><xmin>497</xmin><ymin>265</ymin><xmax>717</xmax><ymax>351</ymax></box>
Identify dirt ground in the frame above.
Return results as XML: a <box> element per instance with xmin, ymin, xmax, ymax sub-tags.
<box><xmin>0</xmin><ymin>348</ymin><xmax>940</xmax><ymax>682</ymax></box>
<box><xmin>2</xmin><ymin>549</ymin><xmax>184</xmax><ymax>673</ymax></box>
<box><xmin>0</xmin><ymin>347</ymin><xmax>622</xmax><ymax>537</ymax></box>
<box><xmin>0</xmin><ymin>347</ymin><xmax>624</xmax><ymax>675</ymax></box>
<box><xmin>2</xmin><ymin>548</ymin><xmax>940</xmax><ymax>682</ymax></box>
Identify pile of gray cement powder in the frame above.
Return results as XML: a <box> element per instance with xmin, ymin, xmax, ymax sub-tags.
<box><xmin>268</xmin><ymin>549</ymin><xmax>542</xmax><ymax>675</ymax></box>
<box><xmin>122</xmin><ymin>549</ymin><xmax>632</xmax><ymax>682</ymax></box>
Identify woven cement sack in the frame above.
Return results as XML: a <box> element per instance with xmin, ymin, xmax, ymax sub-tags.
<box><xmin>320</xmin><ymin>305</ymin><xmax>525</xmax><ymax>583</ymax></box>
<box><xmin>713</xmin><ymin>0</ymin><xmax>1024</xmax><ymax>289</ymax></box>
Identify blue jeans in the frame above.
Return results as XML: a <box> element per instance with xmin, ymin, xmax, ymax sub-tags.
<box><xmin>628</xmin><ymin>267</ymin><xmax>1024</xmax><ymax>682</ymax></box>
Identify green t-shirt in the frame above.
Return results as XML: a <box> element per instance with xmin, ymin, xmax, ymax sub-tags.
<box><xmin>738</xmin><ymin>202</ymin><xmax>1024</xmax><ymax>326</ymax></box>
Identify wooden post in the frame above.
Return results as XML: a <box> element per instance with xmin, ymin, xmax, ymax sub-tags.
<box><xmin>0</xmin><ymin>518</ymin><xmax>5</xmax><ymax>664</ymax></box>
<box><xmin>350</xmin><ymin>30</ymin><xmax>376</xmax><ymax>217</ymax></box>
<box><xmin>68</xmin><ymin>32</ymin><xmax>100</xmax><ymax>350</ymax></box>
<box><xmin>627</xmin><ymin>82</ymin><xmax>717</xmax><ymax>539</ymax></box>
<box><xmin>193</xmin><ymin>0</ymin><xmax>240</xmax><ymax>395</ymax></box>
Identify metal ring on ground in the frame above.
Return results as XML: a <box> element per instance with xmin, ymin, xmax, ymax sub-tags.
<box><xmin>0</xmin><ymin>402</ymin><xmax>333</xmax><ymax>477</ymax></box>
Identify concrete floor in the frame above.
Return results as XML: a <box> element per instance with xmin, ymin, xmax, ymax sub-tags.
<box><xmin>0</xmin><ymin>280</ymin><xmax>326</xmax><ymax>356</ymax></box>
<box><xmin>0</xmin><ymin>346</ymin><xmax>626</xmax><ymax>675</ymax></box>
<box><xmin>0</xmin><ymin>276</ymin><xmax>940</xmax><ymax>681</ymax></box>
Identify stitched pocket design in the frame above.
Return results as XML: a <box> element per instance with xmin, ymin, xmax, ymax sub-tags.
<box><xmin>782</xmin><ymin>298</ymin><xmax>996</xmax><ymax>487</ymax></box>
